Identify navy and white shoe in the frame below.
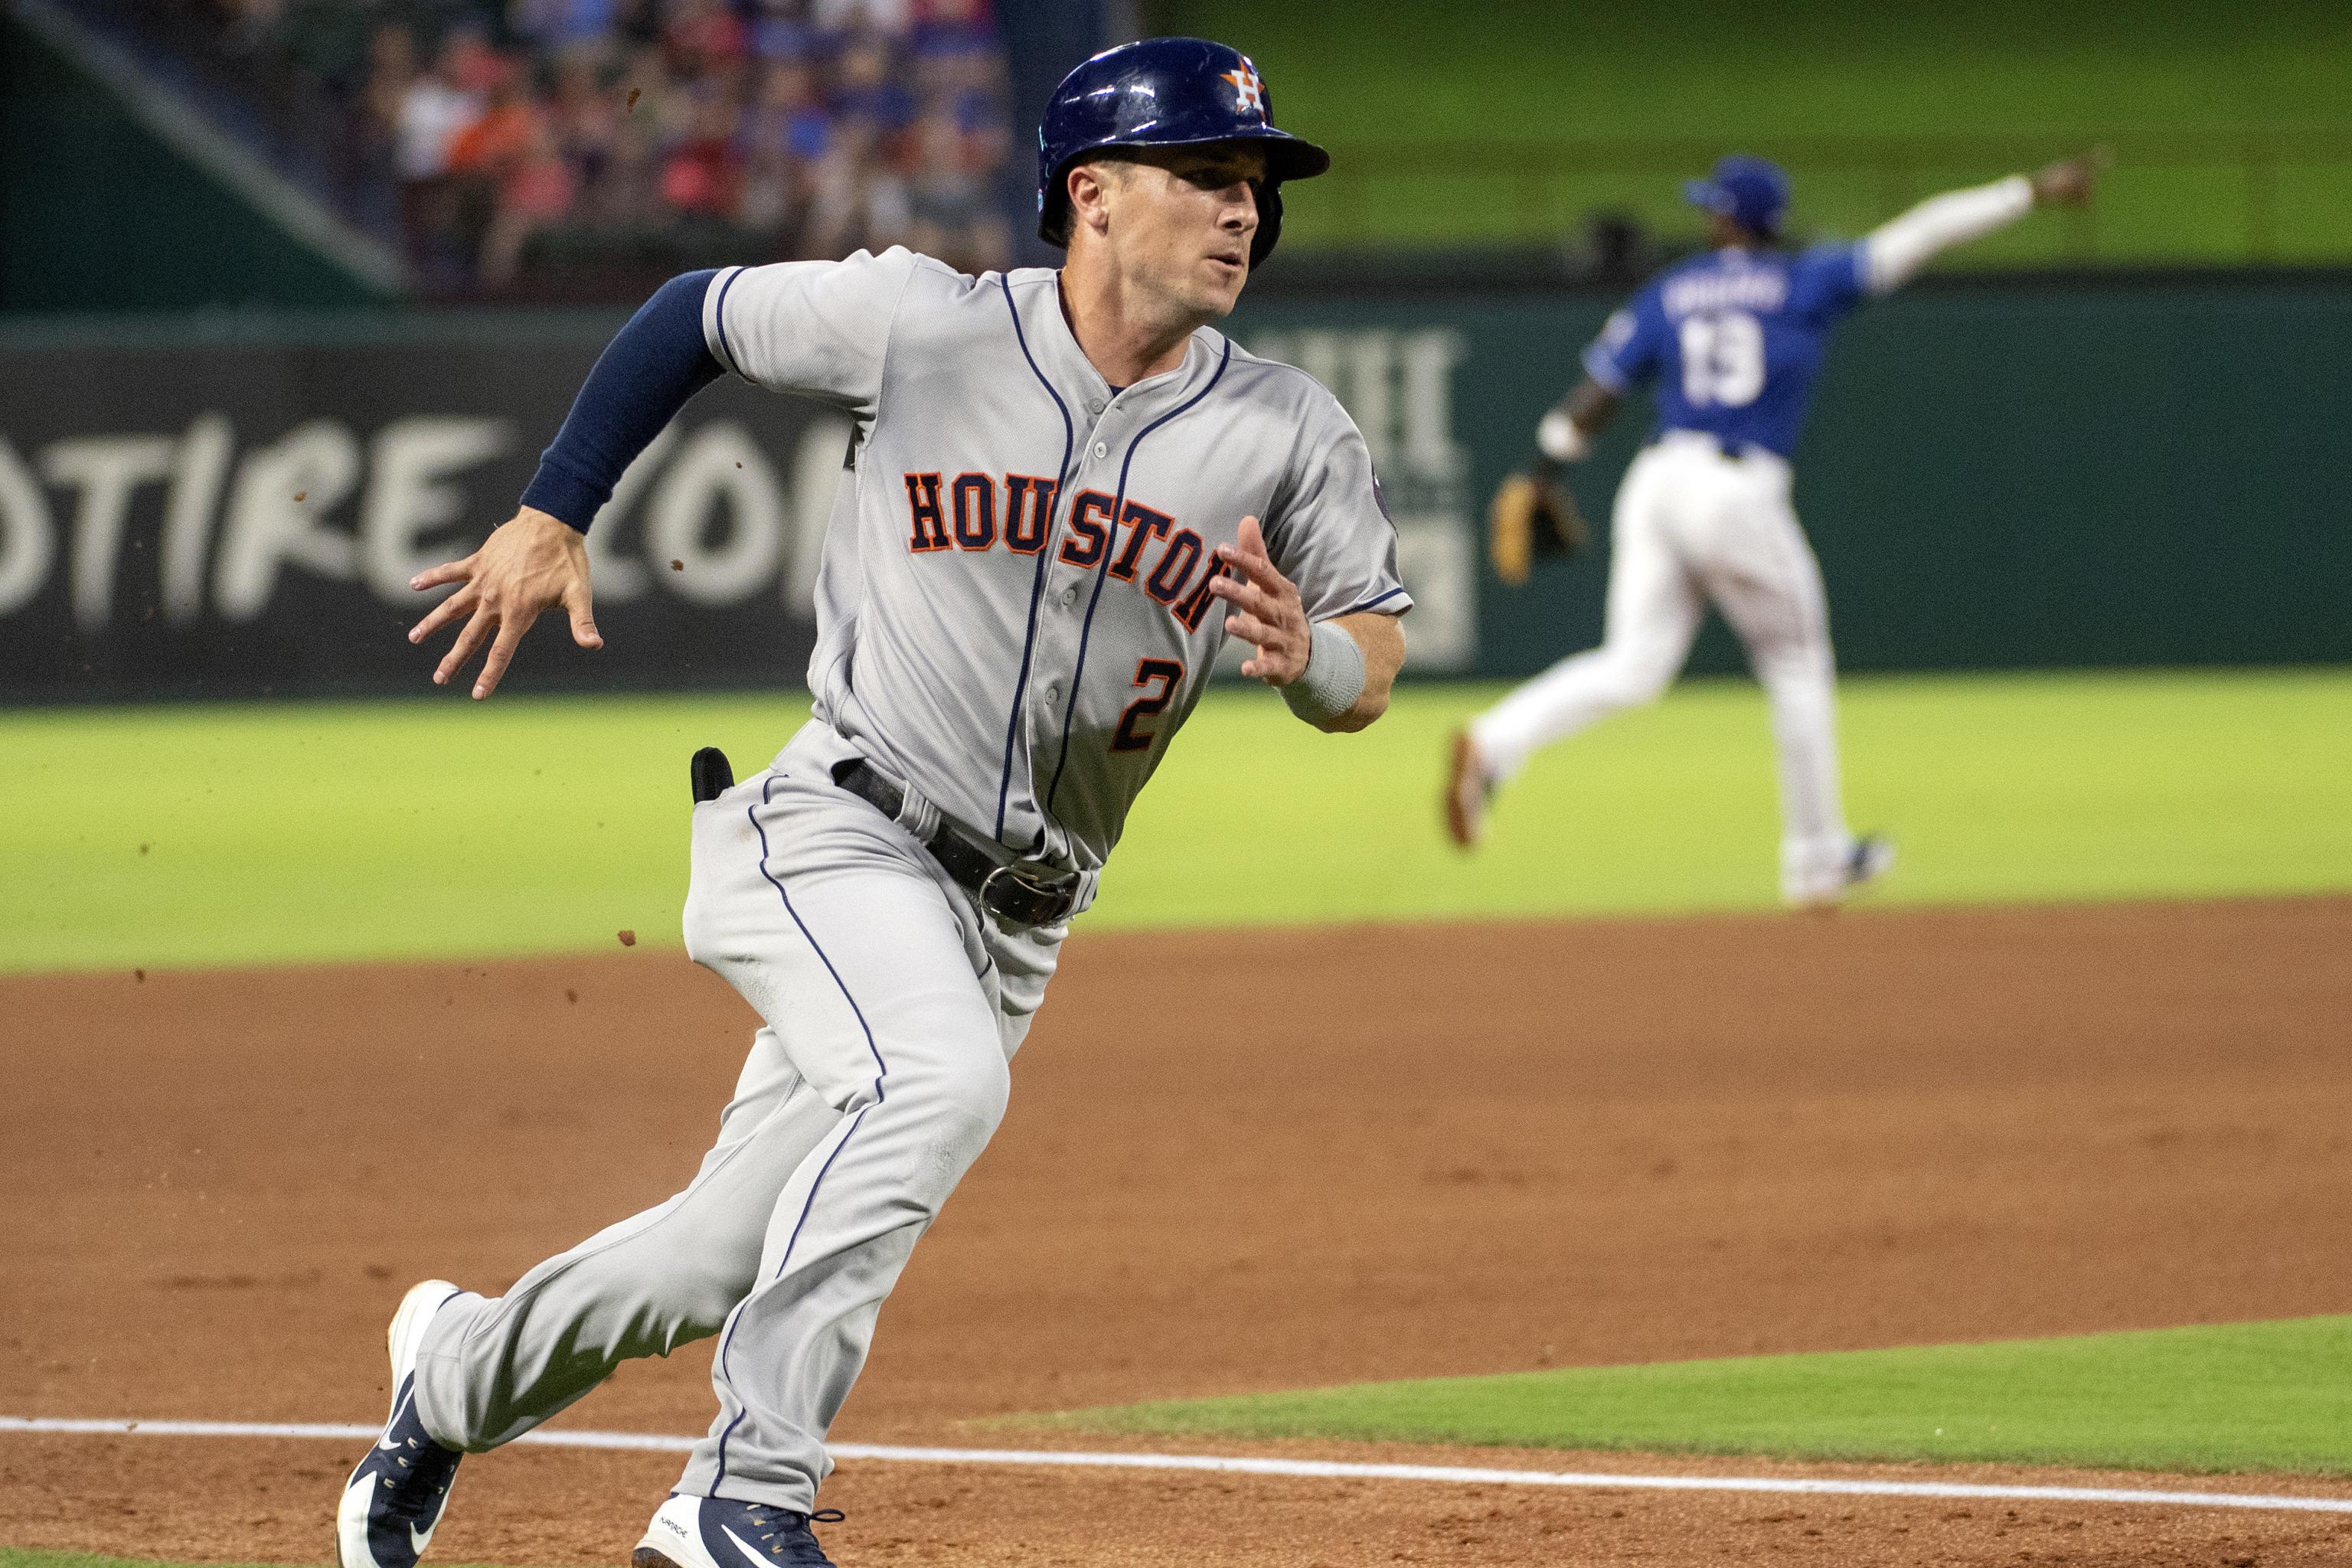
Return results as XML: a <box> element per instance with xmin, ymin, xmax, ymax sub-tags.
<box><xmin>634</xmin><ymin>1492</ymin><xmax>846</xmax><ymax>1568</ymax></box>
<box><xmin>337</xmin><ymin>1279</ymin><xmax>466</xmax><ymax>1568</ymax></box>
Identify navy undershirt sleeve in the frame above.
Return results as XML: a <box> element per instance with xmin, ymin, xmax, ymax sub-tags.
<box><xmin>520</xmin><ymin>268</ymin><xmax>727</xmax><ymax>531</ymax></box>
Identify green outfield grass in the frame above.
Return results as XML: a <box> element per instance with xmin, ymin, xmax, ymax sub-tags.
<box><xmin>1</xmin><ymin>668</ymin><xmax>2347</xmax><ymax>975</ymax></box>
<box><xmin>1039</xmin><ymin>1316</ymin><xmax>2352</xmax><ymax>1476</ymax></box>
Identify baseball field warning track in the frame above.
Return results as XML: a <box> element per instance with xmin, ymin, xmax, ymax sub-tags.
<box><xmin>5</xmin><ymin>897</ymin><xmax>2351</xmax><ymax>1564</ymax></box>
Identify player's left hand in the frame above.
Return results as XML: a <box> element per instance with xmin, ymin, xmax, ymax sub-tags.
<box><xmin>1208</xmin><ymin>514</ymin><xmax>1310</xmax><ymax>684</ymax></box>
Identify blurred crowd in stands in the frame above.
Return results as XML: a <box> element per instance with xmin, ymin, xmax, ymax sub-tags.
<box><xmin>178</xmin><ymin>0</ymin><xmax>1018</xmax><ymax>293</ymax></box>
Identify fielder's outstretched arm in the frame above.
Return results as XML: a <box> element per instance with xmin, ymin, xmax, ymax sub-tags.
<box><xmin>1520</xmin><ymin>150</ymin><xmax>2102</xmax><ymax>470</ymax></box>
<box><xmin>407</xmin><ymin>269</ymin><xmax>729</xmax><ymax>697</ymax></box>
<box><xmin>1862</xmin><ymin>150</ymin><xmax>2102</xmax><ymax>295</ymax></box>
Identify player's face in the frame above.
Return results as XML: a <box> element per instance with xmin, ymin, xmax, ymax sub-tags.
<box><xmin>1102</xmin><ymin>144</ymin><xmax>1267</xmax><ymax>318</ymax></box>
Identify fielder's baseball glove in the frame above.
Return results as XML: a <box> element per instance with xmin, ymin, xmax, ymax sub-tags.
<box><xmin>1488</xmin><ymin>471</ymin><xmax>1589</xmax><ymax>586</ymax></box>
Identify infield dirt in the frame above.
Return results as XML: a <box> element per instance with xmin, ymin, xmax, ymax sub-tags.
<box><xmin>5</xmin><ymin>898</ymin><xmax>2351</xmax><ymax>1565</ymax></box>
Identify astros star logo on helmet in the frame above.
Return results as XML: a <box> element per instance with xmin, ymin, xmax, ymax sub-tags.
<box><xmin>1223</xmin><ymin>64</ymin><xmax>1265</xmax><ymax>116</ymax></box>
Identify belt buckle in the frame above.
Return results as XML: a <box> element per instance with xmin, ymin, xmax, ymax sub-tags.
<box><xmin>978</xmin><ymin>862</ymin><xmax>1076</xmax><ymax>928</ymax></box>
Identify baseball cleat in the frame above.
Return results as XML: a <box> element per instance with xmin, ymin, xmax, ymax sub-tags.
<box><xmin>1443</xmin><ymin>730</ymin><xmax>1493</xmax><ymax>850</ymax></box>
<box><xmin>1847</xmin><ymin>833</ymin><xmax>1896</xmax><ymax>891</ymax></box>
<box><xmin>337</xmin><ymin>1279</ymin><xmax>465</xmax><ymax>1568</ymax></box>
<box><xmin>634</xmin><ymin>1493</ymin><xmax>846</xmax><ymax>1568</ymax></box>
<box><xmin>1788</xmin><ymin>834</ymin><xmax>1896</xmax><ymax>910</ymax></box>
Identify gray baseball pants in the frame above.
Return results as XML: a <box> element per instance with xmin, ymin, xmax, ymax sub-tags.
<box><xmin>410</xmin><ymin>717</ymin><xmax>1062</xmax><ymax>1511</ymax></box>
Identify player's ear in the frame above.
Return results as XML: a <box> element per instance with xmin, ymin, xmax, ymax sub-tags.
<box><xmin>1067</xmin><ymin>158</ymin><xmax>1121</xmax><ymax>241</ymax></box>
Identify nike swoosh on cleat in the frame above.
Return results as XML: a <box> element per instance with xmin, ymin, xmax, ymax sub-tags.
<box><xmin>376</xmin><ymin>1386</ymin><xmax>413</xmax><ymax>1451</ymax></box>
<box><xmin>410</xmin><ymin>1521</ymin><xmax>436</xmax><ymax>1556</ymax></box>
<box><xmin>720</xmin><ymin>1525</ymin><xmax>776</xmax><ymax>1568</ymax></box>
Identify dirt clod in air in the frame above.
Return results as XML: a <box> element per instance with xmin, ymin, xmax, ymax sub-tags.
<box><xmin>626</xmin><ymin>87</ymin><xmax>642</xmax><ymax>110</ymax></box>
<box><xmin>616</xmin><ymin>930</ymin><xmax>636</xmax><ymax>947</ymax></box>
<box><xmin>670</xmin><ymin>560</ymin><xmax>684</xmax><ymax>571</ymax></box>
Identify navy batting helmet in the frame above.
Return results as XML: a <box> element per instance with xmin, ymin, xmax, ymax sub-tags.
<box><xmin>1036</xmin><ymin>37</ymin><xmax>1330</xmax><ymax>268</ymax></box>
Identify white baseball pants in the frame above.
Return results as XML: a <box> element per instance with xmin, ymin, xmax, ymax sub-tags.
<box><xmin>1469</xmin><ymin>432</ymin><xmax>1857</xmax><ymax>901</ymax></box>
<box><xmin>410</xmin><ymin>717</ymin><xmax>1061</xmax><ymax>1512</ymax></box>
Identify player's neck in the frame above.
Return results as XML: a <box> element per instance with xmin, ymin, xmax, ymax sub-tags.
<box><xmin>1055</xmin><ymin>266</ymin><xmax>1204</xmax><ymax>388</ymax></box>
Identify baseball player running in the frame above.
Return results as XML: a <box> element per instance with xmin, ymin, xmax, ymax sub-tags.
<box><xmin>1447</xmin><ymin>152</ymin><xmax>2099</xmax><ymax>905</ymax></box>
<box><xmin>336</xmin><ymin>38</ymin><xmax>1407</xmax><ymax>1568</ymax></box>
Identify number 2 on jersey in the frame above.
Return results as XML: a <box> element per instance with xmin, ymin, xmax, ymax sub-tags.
<box><xmin>1679</xmin><ymin>310</ymin><xmax>1765</xmax><ymax>408</ymax></box>
<box><xmin>1112</xmin><ymin>658</ymin><xmax>1184</xmax><ymax>753</ymax></box>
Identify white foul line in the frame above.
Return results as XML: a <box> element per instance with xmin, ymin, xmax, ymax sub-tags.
<box><xmin>4</xmin><ymin>1416</ymin><xmax>2350</xmax><ymax>1516</ymax></box>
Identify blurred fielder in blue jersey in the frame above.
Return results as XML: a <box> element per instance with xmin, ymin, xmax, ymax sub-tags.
<box><xmin>1449</xmin><ymin>150</ymin><xmax>2100</xmax><ymax>905</ymax></box>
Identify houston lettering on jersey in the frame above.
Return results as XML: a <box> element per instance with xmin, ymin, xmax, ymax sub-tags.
<box><xmin>904</xmin><ymin>471</ymin><xmax>1058</xmax><ymax>554</ymax></box>
<box><xmin>903</xmin><ymin>471</ymin><xmax>1227</xmax><ymax>632</ymax></box>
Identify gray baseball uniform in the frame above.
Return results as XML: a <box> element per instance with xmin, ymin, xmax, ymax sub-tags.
<box><xmin>409</xmin><ymin>247</ymin><xmax>1409</xmax><ymax>1511</ymax></box>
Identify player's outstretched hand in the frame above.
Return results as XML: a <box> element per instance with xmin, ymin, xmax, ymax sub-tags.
<box><xmin>1208</xmin><ymin>515</ymin><xmax>1310</xmax><ymax>684</ymax></box>
<box><xmin>2031</xmin><ymin>148</ymin><xmax>2108</xmax><ymax>207</ymax></box>
<box><xmin>406</xmin><ymin>506</ymin><xmax>602</xmax><ymax>699</ymax></box>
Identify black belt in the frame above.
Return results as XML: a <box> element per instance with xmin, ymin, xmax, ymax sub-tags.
<box><xmin>831</xmin><ymin>758</ymin><xmax>1080</xmax><ymax>928</ymax></box>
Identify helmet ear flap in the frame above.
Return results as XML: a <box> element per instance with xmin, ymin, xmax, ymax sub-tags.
<box><xmin>1039</xmin><ymin>159</ymin><xmax>1074</xmax><ymax>248</ymax></box>
<box><xmin>1250</xmin><ymin>181</ymin><xmax>1284</xmax><ymax>267</ymax></box>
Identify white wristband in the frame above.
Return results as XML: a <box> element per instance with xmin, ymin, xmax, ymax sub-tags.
<box><xmin>1280</xmin><ymin>619</ymin><xmax>1367</xmax><ymax>724</ymax></box>
<box><xmin>1537</xmin><ymin>408</ymin><xmax>1590</xmax><ymax>462</ymax></box>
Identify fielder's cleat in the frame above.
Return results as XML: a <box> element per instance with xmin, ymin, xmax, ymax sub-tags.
<box><xmin>1847</xmin><ymin>833</ymin><xmax>1896</xmax><ymax>892</ymax></box>
<box><xmin>1443</xmin><ymin>730</ymin><xmax>1493</xmax><ymax>850</ymax></box>
<box><xmin>634</xmin><ymin>1493</ymin><xmax>846</xmax><ymax>1568</ymax></box>
<box><xmin>1788</xmin><ymin>834</ymin><xmax>1896</xmax><ymax>910</ymax></box>
<box><xmin>337</xmin><ymin>1279</ymin><xmax>465</xmax><ymax>1568</ymax></box>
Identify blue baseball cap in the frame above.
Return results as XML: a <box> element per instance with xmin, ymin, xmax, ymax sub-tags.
<box><xmin>1684</xmin><ymin>155</ymin><xmax>1789</xmax><ymax>236</ymax></box>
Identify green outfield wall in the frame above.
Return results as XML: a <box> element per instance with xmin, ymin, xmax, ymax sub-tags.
<box><xmin>1</xmin><ymin>276</ymin><xmax>2344</xmax><ymax>701</ymax></box>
